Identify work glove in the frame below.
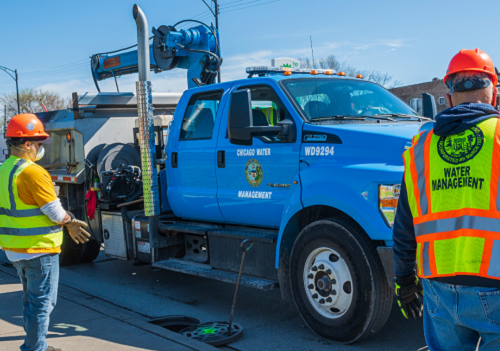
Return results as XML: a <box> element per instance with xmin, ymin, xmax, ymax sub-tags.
<box><xmin>395</xmin><ymin>273</ymin><xmax>423</xmax><ymax>320</ymax></box>
<box><xmin>64</xmin><ymin>218</ymin><xmax>91</xmax><ymax>244</ymax></box>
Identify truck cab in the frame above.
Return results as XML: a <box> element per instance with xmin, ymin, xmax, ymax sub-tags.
<box><xmin>156</xmin><ymin>68</ymin><xmax>425</xmax><ymax>343</ymax></box>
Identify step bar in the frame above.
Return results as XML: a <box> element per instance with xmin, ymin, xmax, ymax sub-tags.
<box><xmin>152</xmin><ymin>259</ymin><xmax>279</xmax><ymax>291</ymax></box>
<box><xmin>158</xmin><ymin>221</ymin><xmax>278</xmax><ymax>243</ymax></box>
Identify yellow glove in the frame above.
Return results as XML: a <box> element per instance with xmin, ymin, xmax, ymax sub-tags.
<box><xmin>64</xmin><ymin>219</ymin><xmax>91</xmax><ymax>244</ymax></box>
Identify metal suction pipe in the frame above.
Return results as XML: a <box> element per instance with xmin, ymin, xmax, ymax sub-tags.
<box><xmin>133</xmin><ymin>4</ymin><xmax>150</xmax><ymax>82</ymax></box>
<box><xmin>133</xmin><ymin>4</ymin><xmax>160</xmax><ymax>220</ymax></box>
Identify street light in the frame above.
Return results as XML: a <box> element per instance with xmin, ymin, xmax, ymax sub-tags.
<box><xmin>0</xmin><ymin>66</ymin><xmax>20</xmax><ymax>114</ymax></box>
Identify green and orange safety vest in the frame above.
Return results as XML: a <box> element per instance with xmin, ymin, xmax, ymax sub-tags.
<box><xmin>404</xmin><ymin>116</ymin><xmax>500</xmax><ymax>281</ymax></box>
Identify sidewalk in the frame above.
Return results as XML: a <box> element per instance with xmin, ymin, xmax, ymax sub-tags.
<box><xmin>0</xmin><ymin>264</ymin><xmax>217</xmax><ymax>351</ymax></box>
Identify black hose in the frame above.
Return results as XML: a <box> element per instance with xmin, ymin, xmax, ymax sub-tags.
<box><xmin>176</xmin><ymin>44</ymin><xmax>220</xmax><ymax>64</ymax></box>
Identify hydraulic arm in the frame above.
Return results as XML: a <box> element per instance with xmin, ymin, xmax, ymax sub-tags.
<box><xmin>91</xmin><ymin>23</ymin><xmax>221</xmax><ymax>90</ymax></box>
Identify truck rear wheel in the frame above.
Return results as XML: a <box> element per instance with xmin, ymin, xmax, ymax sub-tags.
<box><xmin>289</xmin><ymin>218</ymin><xmax>392</xmax><ymax>344</ymax></box>
<box><xmin>59</xmin><ymin>226</ymin><xmax>85</xmax><ymax>266</ymax></box>
<box><xmin>79</xmin><ymin>239</ymin><xmax>101</xmax><ymax>263</ymax></box>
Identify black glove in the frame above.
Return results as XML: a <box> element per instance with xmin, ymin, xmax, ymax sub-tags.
<box><xmin>395</xmin><ymin>273</ymin><xmax>423</xmax><ymax>320</ymax></box>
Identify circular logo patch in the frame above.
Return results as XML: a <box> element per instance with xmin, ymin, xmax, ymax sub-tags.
<box><xmin>245</xmin><ymin>159</ymin><xmax>263</xmax><ymax>187</ymax></box>
<box><xmin>437</xmin><ymin>126</ymin><xmax>484</xmax><ymax>164</ymax></box>
<box><xmin>26</xmin><ymin>123</ymin><xmax>35</xmax><ymax>131</ymax></box>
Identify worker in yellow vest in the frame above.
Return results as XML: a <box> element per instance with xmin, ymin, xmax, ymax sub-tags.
<box><xmin>393</xmin><ymin>49</ymin><xmax>500</xmax><ymax>350</ymax></box>
<box><xmin>0</xmin><ymin>113</ymin><xmax>90</xmax><ymax>351</ymax></box>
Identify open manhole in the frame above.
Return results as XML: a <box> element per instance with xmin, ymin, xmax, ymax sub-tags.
<box><xmin>148</xmin><ymin>316</ymin><xmax>202</xmax><ymax>333</ymax></box>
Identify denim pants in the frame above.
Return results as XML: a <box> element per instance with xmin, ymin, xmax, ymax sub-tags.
<box><xmin>423</xmin><ymin>278</ymin><xmax>500</xmax><ymax>351</ymax></box>
<box><xmin>12</xmin><ymin>254</ymin><xmax>59</xmax><ymax>351</ymax></box>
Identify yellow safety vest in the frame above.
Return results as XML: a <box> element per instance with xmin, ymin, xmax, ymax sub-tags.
<box><xmin>0</xmin><ymin>156</ymin><xmax>63</xmax><ymax>251</ymax></box>
<box><xmin>260</xmin><ymin>106</ymin><xmax>279</xmax><ymax>126</ymax></box>
<box><xmin>404</xmin><ymin>116</ymin><xmax>500</xmax><ymax>281</ymax></box>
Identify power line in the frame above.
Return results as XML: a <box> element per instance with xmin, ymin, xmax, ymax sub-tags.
<box><xmin>19</xmin><ymin>63</ymin><xmax>89</xmax><ymax>78</ymax></box>
<box><xmin>20</xmin><ymin>59</ymin><xmax>88</xmax><ymax>75</ymax></box>
<box><xmin>20</xmin><ymin>63</ymin><xmax>89</xmax><ymax>78</ymax></box>
<box><xmin>220</xmin><ymin>0</ymin><xmax>266</xmax><ymax>10</ymax></box>
<box><xmin>221</xmin><ymin>0</ymin><xmax>280</xmax><ymax>13</ymax></box>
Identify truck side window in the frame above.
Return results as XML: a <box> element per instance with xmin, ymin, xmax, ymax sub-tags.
<box><xmin>235</xmin><ymin>85</ymin><xmax>294</xmax><ymax>143</ymax></box>
<box><xmin>180</xmin><ymin>90</ymin><xmax>223</xmax><ymax>140</ymax></box>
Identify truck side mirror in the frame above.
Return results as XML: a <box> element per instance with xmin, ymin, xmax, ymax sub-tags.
<box><xmin>228</xmin><ymin>89</ymin><xmax>254</xmax><ymax>146</ymax></box>
<box><xmin>228</xmin><ymin>89</ymin><xmax>292</xmax><ymax>146</ymax></box>
<box><xmin>422</xmin><ymin>93</ymin><xmax>437</xmax><ymax>119</ymax></box>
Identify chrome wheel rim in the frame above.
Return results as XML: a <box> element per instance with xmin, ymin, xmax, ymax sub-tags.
<box><xmin>303</xmin><ymin>247</ymin><xmax>353</xmax><ymax>318</ymax></box>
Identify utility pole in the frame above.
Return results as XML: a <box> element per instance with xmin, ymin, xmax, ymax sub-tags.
<box><xmin>202</xmin><ymin>0</ymin><xmax>221</xmax><ymax>83</ymax></box>
<box><xmin>15</xmin><ymin>70</ymin><xmax>20</xmax><ymax>114</ymax></box>
<box><xmin>3</xmin><ymin>105</ymin><xmax>6</xmax><ymax>137</ymax></box>
<box><xmin>214</xmin><ymin>0</ymin><xmax>221</xmax><ymax>83</ymax></box>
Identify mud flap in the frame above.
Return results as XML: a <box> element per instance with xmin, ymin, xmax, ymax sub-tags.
<box><xmin>377</xmin><ymin>246</ymin><xmax>395</xmax><ymax>288</ymax></box>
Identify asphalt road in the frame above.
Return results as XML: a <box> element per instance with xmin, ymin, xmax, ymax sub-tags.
<box><xmin>0</xmin><ymin>250</ymin><xmax>428</xmax><ymax>351</ymax></box>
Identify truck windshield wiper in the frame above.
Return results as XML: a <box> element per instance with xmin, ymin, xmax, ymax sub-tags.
<box><xmin>310</xmin><ymin>115</ymin><xmax>366</xmax><ymax>122</ymax></box>
<box><xmin>375</xmin><ymin>113</ymin><xmax>432</xmax><ymax>121</ymax></box>
<box><xmin>362</xmin><ymin>115</ymin><xmax>396</xmax><ymax>121</ymax></box>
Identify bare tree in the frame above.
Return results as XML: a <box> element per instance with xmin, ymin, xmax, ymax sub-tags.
<box><xmin>0</xmin><ymin>88</ymin><xmax>70</xmax><ymax>119</ymax></box>
<box><xmin>298</xmin><ymin>54</ymin><xmax>402</xmax><ymax>88</ymax></box>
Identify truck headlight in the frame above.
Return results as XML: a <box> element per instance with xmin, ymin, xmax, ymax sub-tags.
<box><xmin>379</xmin><ymin>184</ymin><xmax>400</xmax><ymax>227</ymax></box>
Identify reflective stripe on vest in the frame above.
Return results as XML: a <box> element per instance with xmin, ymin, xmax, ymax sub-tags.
<box><xmin>0</xmin><ymin>157</ymin><xmax>63</xmax><ymax>249</ymax></box>
<box><xmin>404</xmin><ymin>116</ymin><xmax>500</xmax><ymax>280</ymax></box>
<box><xmin>261</xmin><ymin>107</ymin><xmax>278</xmax><ymax>126</ymax></box>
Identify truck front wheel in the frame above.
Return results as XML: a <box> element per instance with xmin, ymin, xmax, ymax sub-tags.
<box><xmin>289</xmin><ymin>218</ymin><xmax>392</xmax><ymax>344</ymax></box>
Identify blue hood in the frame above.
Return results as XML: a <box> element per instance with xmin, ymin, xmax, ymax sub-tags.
<box><xmin>434</xmin><ymin>103</ymin><xmax>499</xmax><ymax>137</ymax></box>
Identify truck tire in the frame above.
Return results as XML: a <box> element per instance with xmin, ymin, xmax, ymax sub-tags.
<box><xmin>79</xmin><ymin>239</ymin><xmax>101</xmax><ymax>263</ymax></box>
<box><xmin>59</xmin><ymin>226</ymin><xmax>85</xmax><ymax>266</ymax></box>
<box><xmin>289</xmin><ymin>218</ymin><xmax>392</xmax><ymax>344</ymax></box>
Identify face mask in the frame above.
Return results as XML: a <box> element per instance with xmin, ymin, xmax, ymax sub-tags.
<box><xmin>35</xmin><ymin>145</ymin><xmax>45</xmax><ymax>161</ymax></box>
<box><xmin>8</xmin><ymin>142</ymin><xmax>44</xmax><ymax>162</ymax></box>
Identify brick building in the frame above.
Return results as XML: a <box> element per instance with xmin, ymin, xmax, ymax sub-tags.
<box><xmin>389</xmin><ymin>78</ymin><xmax>450</xmax><ymax>115</ymax></box>
<box><xmin>390</xmin><ymin>77</ymin><xmax>500</xmax><ymax>116</ymax></box>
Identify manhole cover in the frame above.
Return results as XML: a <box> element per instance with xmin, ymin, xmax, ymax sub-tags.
<box><xmin>181</xmin><ymin>321</ymin><xmax>243</xmax><ymax>346</ymax></box>
<box><xmin>149</xmin><ymin>315</ymin><xmax>201</xmax><ymax>333</ymax></box>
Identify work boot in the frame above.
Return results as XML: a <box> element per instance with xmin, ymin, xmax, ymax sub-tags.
<box><xmin>46</xmin><ymin>347</ymin><xmax>62</xmax><ymax>351</ymax></box>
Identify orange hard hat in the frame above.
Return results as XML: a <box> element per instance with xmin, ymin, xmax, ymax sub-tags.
<box><xmin>444</xmin><ymin>49</ymin><xmax>498</xmax><ymax>87</ymax></box>
<box><xmin>6</xmin><ymin>113</ymin><xmax>50</xmax><ymax>139</ymax></box>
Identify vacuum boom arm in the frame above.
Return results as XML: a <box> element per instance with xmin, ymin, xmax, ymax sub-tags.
<box><xmin>91</xmin><ymin>24</ymin><xmax>221</xmax><ymax>89</ymax></box>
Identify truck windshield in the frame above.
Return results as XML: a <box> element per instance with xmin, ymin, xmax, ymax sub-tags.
<box><xmin>281</xmin><ymin>78</ymin><xmax>419</xmax><ymax>122</ymax></box>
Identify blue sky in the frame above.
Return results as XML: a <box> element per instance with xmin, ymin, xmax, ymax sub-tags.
<box><xmin>1</xmin><ymin>0</ymin><xmax>499</xmax><ymax>98</ymax></box>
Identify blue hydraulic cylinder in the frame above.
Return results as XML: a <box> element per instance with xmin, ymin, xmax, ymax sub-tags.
<box><xmin>91</xmin><ymin>46</ymin><xmax>157</xmax><ymax>81</ymax></box>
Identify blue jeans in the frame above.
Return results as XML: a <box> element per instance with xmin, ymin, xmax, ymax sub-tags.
<box><xmin>12</xmin><ymin>254</ymin><xmax>59</xmax><ymax>351</ymax></box>
<box><xmin>423</xmin><ymin>279</ymin><xmax>500</xmax><ymax>351</ymax></box>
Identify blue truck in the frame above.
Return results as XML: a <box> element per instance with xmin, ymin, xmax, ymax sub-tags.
<box><xmin>33</xmin><ymin>5</ymin><xmax>431</xmax><ymax>344</ymax></box>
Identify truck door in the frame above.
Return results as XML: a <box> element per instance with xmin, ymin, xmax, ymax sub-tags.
<box><xmin>167</xmin><ymin>88</ymin><xmax>228</xmax><ymax>221</ymax></box>
<box><xmin>216</xmin><ymin>82</ymin><xmax>301</xmax><ymax>227</ymax></box>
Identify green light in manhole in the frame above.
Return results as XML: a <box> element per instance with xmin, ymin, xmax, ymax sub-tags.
<box><xmin>201</xmin><ymin>328</ymin><xmax>218</xmax><ymax>334</ymax></box>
